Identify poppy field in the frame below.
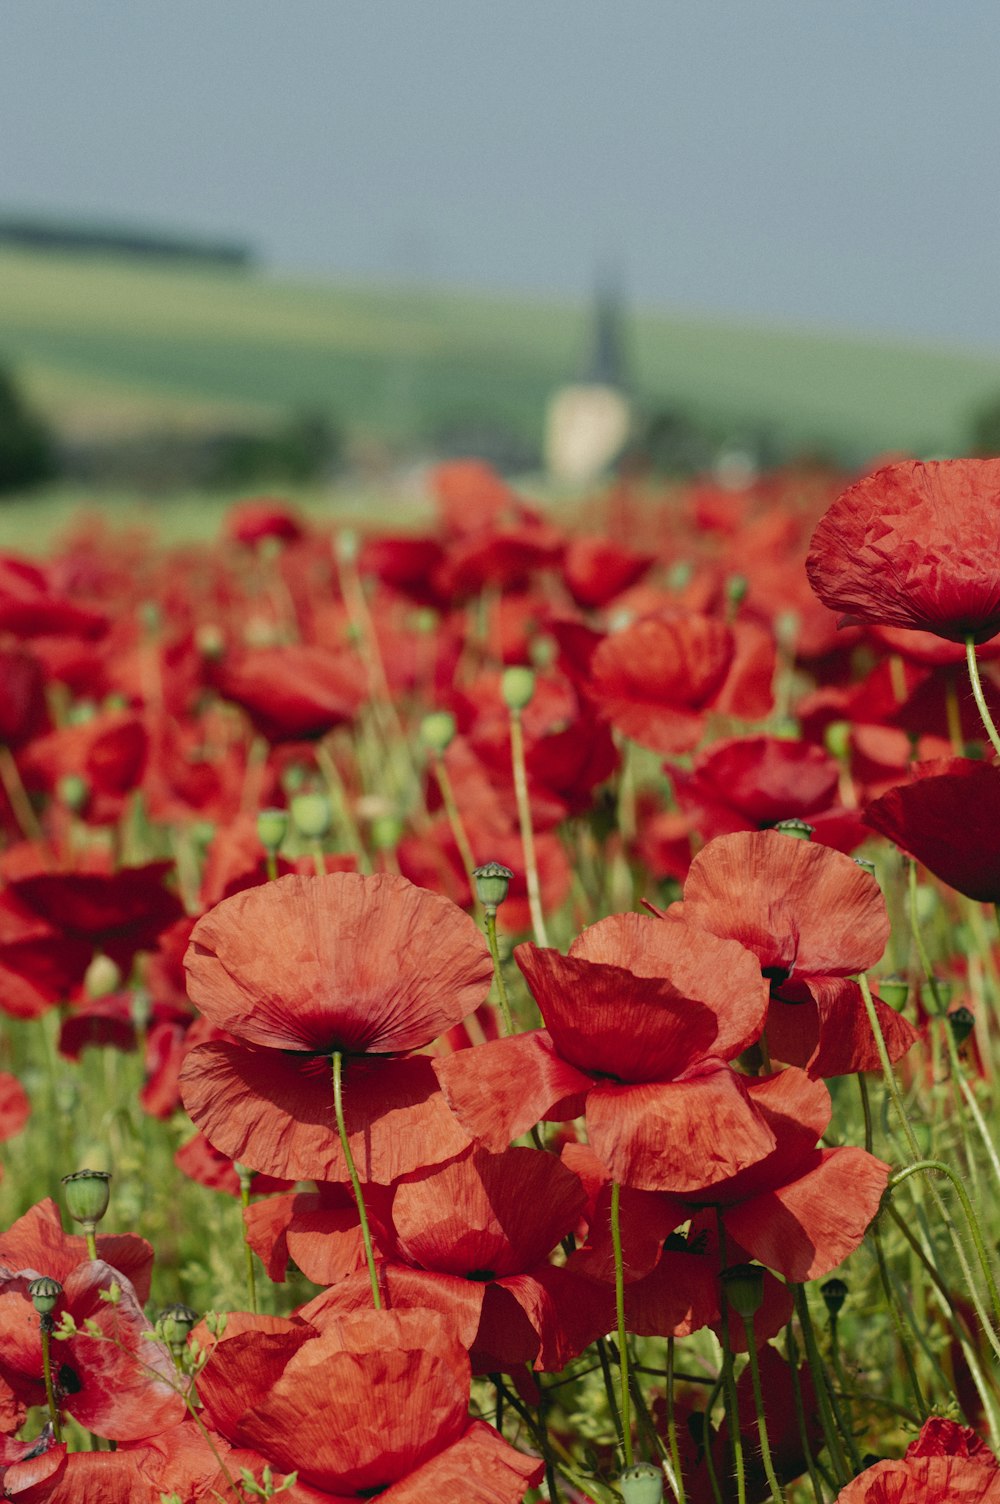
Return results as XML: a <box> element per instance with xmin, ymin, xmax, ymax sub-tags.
<box><xmin>3</xmin><ymin>456</ymin><xmax>1000</xmax><ymax>1501</ymax></box>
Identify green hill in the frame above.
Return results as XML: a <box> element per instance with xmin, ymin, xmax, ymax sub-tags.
<box><xmin>1</xmin><ymin>246</ymin><xmax>998</xmax><ymax>460</ymax></box>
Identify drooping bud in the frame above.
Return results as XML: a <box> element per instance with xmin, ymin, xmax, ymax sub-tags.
<box><xmin>948</xmin><ymin>1006</ymin><xmax>976</xmax><ymax>1048</ymax></box>
<box><xmin>62</xmin><ymin>1169</ymin><xmax>112</xmax><ymax>1229</ymax></box>
<box><xmin>774</xmin><ymin>818</ymin><xmax>814</xmax><ymax>841</ymax></box>
<box><xmin>821</xmin><ymin>1277</ymin><xmax>848</xmax><ymax>1320</ymax></box>
<box><xmin>501</xmin><ymin>666</ymin><xmax>535</xmax><ymax>712</ymax></box>
<box><xmin>28</xmin><ymin>1277</ymin><xmax>63</xmax><ymax>1316</ymax></box>
<box><xmin>257</xmin><ymin>807</ymin><xmax>289</xmax><ymax>854</ymax></box>
<box><xmin>290</xmin><ymin>792</ymin><xmax>332</xmax><ymax>841</ymax></box>
<box><xmin>618</xmin><ymin>1461</ymin><xmax>664</xmax><ymax>1503</ymax></box>
<box><xmin>420</xmin><ymin>710</ymin><xmax>456</xmax><ymax>755</ymax></box>
<box><xmin>473</xmin><ymin>862</ymin><xmax>514</xmax><ymax>915</ymax></box>
<box><xmin>720</xmin><ymin>1262</ymin><xmax>764</xmax><ymax>1320</ymax></box>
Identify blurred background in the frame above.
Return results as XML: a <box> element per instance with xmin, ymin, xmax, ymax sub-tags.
<box><xmin>3</xmin><ymin>0</ymin><xmax>1000</xmax><ymax>529</ymax></box>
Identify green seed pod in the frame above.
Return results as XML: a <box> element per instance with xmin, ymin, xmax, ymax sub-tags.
<box><xmin>370</xmin><ymin>813</ymin><xmax>404</xmax><ymax>852</ymax></box>
<box><xmin>821</xmin><ymin>1277</ymin><xmax>848</xmax><ymax>1319</ymax></box>
<box><xmin>157</xmin><ymin>1303</ymin><xmax>198</xmax><ymax>1350</ymax></box>
<box><xmin>257</xmin><ymin>807</ymin><xmax>289</xmax><ymax>854</ymax></box>
<box><xmin>824</xmin><ymin>719</ymin><xmax>852</xmax><ymax>762</ymax></box>
<box><xmin>473</xmin><ymin>862</ymin><xmax>514</xmax><ymax>914</ymax></box>
<box><xmin>421</xmin><ymin>711</ymin><xmax>457</xmax><ymax>755</ymax></box>
<box><xmin>62</xmin><ymin>1169</ymin><xmax>112</xmax><ymax>1228</ymax></box>
<box><xmin>501</xmin><ymin>665</ymin><xmax>536</xmax><ymax>712</ymax></box>
<box><xmin>618</xmin><ymin>1461</ymin><xmax>664</xmax><ymax>1503</ymax></box>
<box><xmin>58</xmin><ymin>774</ymin><xmax>89</xmax><ymax>813</ymax></box>
<box><xmin>877</xmin><ymin>975</ymin><xmax>909</xmax><ymax>1012</ymax></box>
<box><xmin>774</xmin><ymin>818</ymin><xmax>814</xmax><ymax>841</ymax></box>
<box><xmin>28</xmin><ymin>1276</ymin><xmax>63</xmax><ymax>1315</ymax></box>
<box><xmin>720</xmin><ymin>1262</ymin><xmax>764</xmax><ymax>1320</ymax></box>
<box><xmin>290</xmin><ymin>792</ymin><xmax>332</xmax><ymax>841</ymax></box>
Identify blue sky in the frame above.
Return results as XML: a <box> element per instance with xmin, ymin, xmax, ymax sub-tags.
<box><xmin>4</xmin><ymin>1</ymin><xmax>1000</xmax><ymax>346</ymax></box>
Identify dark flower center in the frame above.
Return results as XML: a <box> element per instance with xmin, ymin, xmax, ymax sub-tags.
<box><xmin>465</xmin><ymin>1269</ymin><xmax>497</xmax><ymax>1282</ymax></box>
<box><xmin>58</xmin><ymin>1364</ymin><xmax>83</xmax><ymax>1395</ymax></box>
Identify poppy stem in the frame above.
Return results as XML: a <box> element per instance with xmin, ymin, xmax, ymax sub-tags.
<box><xmin>483</xmin><ymin>909</ymin><xmax>515</xmax><ymax>1035</ymax></box>
<box><xmin>430</xmin><ymin>752</ymin><xmax>479</xmax><ymax>901</ymax></box>
<box><xmin>39</xmin><ymin>1315</ymin><xmax>63</xmax><ymax>1443</ymax></box>
<box><xmin>965</xmin><ymin>636</ymin><xmax>1000</xmax><ymax>759</ymax></box>
<box><xmin>888</xmin><ymin>1159</ymin><xmax>1000</xmax><ymax>1341</ymax></box>
<box><xmin>610</xmin><ymin>1180</ymin><xmax>634</xmax><ymax>1467</ymax></box>
<box><xmin>509</xmin><ymin>705</ymin><xmax>550</xmax><ymax>947</ymax></box>
<box><xmin>713</xmin><ymin>1226</ymin><xmax>746</xmax><ymax>1504</ymax></box>
<box><xmin>331</xmin><ymin>1051</ymin><xmax>382</xmax><ymax>1310</ymax></box>
<box><xmin>783</xmin><ymin>1319</ymin><xmax>825</xmax><ymax>1504</ymax></box>
<box><xmin>741</xmin><ymin>1310</ymin><xmax>785</xmax><ymax>1502</ymax></box>
<box><xmin>792</xmin><ymin>1286</ymin><xmax>853</xmax><ymax>1486</ymax></box>
<box><xmin>236</xmin><ymin>1165</ymin><xmax>258</xmax><ymax>1315</ymax></box>
<box><xmin>664</xmin><ymin>1338</ymin><xmax>686</xmax><ymax>1504</ymax></box>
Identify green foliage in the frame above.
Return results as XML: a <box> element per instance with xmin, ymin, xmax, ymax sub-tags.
<box><xmin>0</xmin><ymin>364</ymin><xmax>56</xmax><ymax>492</ymax></box>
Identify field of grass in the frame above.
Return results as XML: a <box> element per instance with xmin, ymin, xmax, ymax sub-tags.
<box><xmin>3</xmin><ymin>246</ymin><xmax>1000</xmax><ymax>461</ymax></box>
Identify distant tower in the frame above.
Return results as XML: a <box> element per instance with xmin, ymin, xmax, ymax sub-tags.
<box><xmin>545</xmin><ymin>270</ymin><xmax>634</xmax><ymax>485</ymax></box>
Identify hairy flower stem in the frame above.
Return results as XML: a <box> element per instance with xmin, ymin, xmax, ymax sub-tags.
<box><xmin>965</xmin><ymin>636</ymin><xmax>1000</xmax><ymax>759</ymax></box>
<box><xmin>859</xmin><ymin>971</ymin><xmax>1000</xmax><ymax>1362</ymax></box>
<box><xmin>665</xmin><ymin>1338</ymin><xmax>686</xmax><ymax>1504</ymax></box>
<box><xmin>331</xmin><ymin>1051</ymin><xmax>381</xmax><ymax>1310</ymax></box>
<box><xmin>714</xmin><ymin>1214</ymin><xmax>746</xmax><ymax>1504</ymax></box>
<box><xmin>793</xmin><ymin>1287</ymin><xmax>853</xmax><ymax>1486</ymax></box>
<box><xmin>610</xmin><ymin>1181</ymin><xmax>634</xmax><ymax>1467</ymax></box>
<box><xmin>39</xmin><ymin>1316</ymin><xmax>63</xmax><ymax>1443</ymax></box>
<box><xmin>783</xmin><ymin>1320</ymin><xmax>825</xmax><ymax>1504</ymax></box>
<box><xmin>237</xmin><ymin>1168</ymin><xmax>258</xmax><ymax>1315</ymax></box>
<box><xmin>484</xmin><ymin>909</ymin><xmax>515</xmax><ymax>1035</ymax></box>
<box><xmin>431</xmin><ymin>754</ymin><xmax>478</xmax><ymax>900</ymax></box>
<box><xmin>889</xmin><ymin>1160</ymin><xmax>1000</xmax><ymax>1339</ymax></box>
<box><xmin>742</xmin><ymin>1310</ymin><xmax>784</xmax><ymax>1502</ymax></box>
<box><xmin>509</xmin><ymin>706</ymin><xmax>549</xmax><ymax>946</ymax></box>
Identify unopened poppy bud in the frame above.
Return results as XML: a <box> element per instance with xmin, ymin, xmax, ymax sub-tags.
<box><xmin>257</xmin><ymin>808</ymin><xmax>289</xmax><ymax>854</ymax></box>
<box><xmin>473</xmin><ymin>862</ymin><xmax>514</xmax><ymax>914</ymax></box>
<box><xmin>774</xmin><ymin>819</ymin><xmax>814</xmax><ymax>841</ymax></box>
<box><xmin>84</xmin><ymin>953</ymin><xmax>121</xmax><ymax>999</ymax></box>
<box><xmin>62</xmin><ymin>1169</ymin><xmax>112</xmax><ymax>1228</ymax></box>
<box><xmin>720</xmin><ymin>1262</ymin><xmax>764</xmax><ymax>1320</ymax></box>
<box><xmin>28</xmin><ymin>1277</ymin><xmax>63</xmax><ymax>1315</ymax></box>
<box><xmin>290</xmin><ymin>793</ymin><xmax>332</xmax><ymax>841</ymax></box>
<box><xmin>618</xmin><ymin>1461</ymin><xmax>664</xmax><ymax>1504</ymax></box>
<box><xmin>421</xmin><ymin>710</ymin><xmax>456</xmax><ymax>755</ymax></box>
<box><xmin>501</xmin><ymin>666</ymin><xmax>535</xmax><ymax>711</ymax></box>
<box><xmin>821</xmin><ymin>1277</ymin><xmax>848</xmax><ymax>1319</ymax></box>
<box><xmin>725</xmin><ymin>573</ymin><xmax>748</xmax><ymax>608</ymax></box>
<box><xmin>370</xmin><ymin>813</ymin><xmax>404</xmax><ymax>851</ymax></box>
<box><xmin>58</xmin><ymin>774</ymin><xmax>89</xmax><ymax>812</ymax></box>
<box><xmin>824</xmin><ymin>719</ymin><xmax>852</xmax><ymax>762</ymax></box>
<box><xmin>949</xmin><ymin>1006</ymin><xmax>976</xmax><ymax>1047</ymax></box>
<box><xmin>157</xmin><ymin>1303</ymin><xmax>198</xmax><ymax>1350</ymax></box>
<box><xmin>878</xmin><ymin>975</ymin><xmax>909</xmax><ymax>1012</ymax></box>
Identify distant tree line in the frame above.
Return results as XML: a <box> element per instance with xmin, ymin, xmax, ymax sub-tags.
<box><xmin>0</xmin><ymin>215</ymin><xmax>253</xmax><ymax>269</ymax></box>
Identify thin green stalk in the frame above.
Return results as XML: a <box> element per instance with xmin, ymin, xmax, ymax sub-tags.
<box><xmin>484</xmin><ymin>909</ymin><xmax>515</xmax><ymax>1035</ymax></box>
<box><xmin>596</xmin><ymin>1337</ymin><xmax>623</xmax><ymax>1446</ymax></box>
<box><xmin>40</xmin><ymin>1318</ymin><xmax>63</xmax><ymax>1442</ymax></box>
<box><xmin>793</xmin><ymin>1287</ymin><xmax>851</xmax><ymax>1487</ymax></box>
<box><xmin>714</xmin><ymin>1217</ymin><xmax>746</xmax><ymax>1504</ymax></box>
<box><xmin>237</xmin><ymin>1168</ymin><xmax>258</xmax><ymax>1315</ymax></box>
<box><xmin>610</xmin><ymin>1181</ymin><xmax>633</xmax><ymax>1467</ymax></box>
<box><xmin>965</xmin><ymin>636</ymin><xmax>1000</xmax><ymax>759</ymax></box>
<box><xmin>331</xmin><ymin>1051</ymin><xmax>381</xmax><ymax>1310</ymax></box>
<box><xmin>888</xmin><ymin>1160</ymin><xmax>1000</xmax><ymax>1344</ymax></box>
<box><xmin>742</xmin><ymin>1310</ymin><xmax>784</xmax><ymax>1502</ymax></box>
<box><xmin>432</xmin><ymin>754</ymin><xmax>478</xmax><ymax>900</ymax></box>
<box><xmin>509</xmin><ymin>706</ymin><xmax>549</xmax><ymax>947</ymax></box>
<box><xmin>665</xmin><ymin>1337</ymin><xmax>686</xmax><ymax>1504</ymax></box>
<box><xmin>699</xmin><ymin>1374</ymin><xmax>726</xmax><ymax>1504</ymax></box>
<box><xmin>784</xmin><ymin>1320</ymin><xmax>826</xmax><ymax>1504</ymax></box>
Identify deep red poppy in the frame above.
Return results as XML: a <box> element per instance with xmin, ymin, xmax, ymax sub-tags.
<box><xmin>807</xmin><ymin>458</ymin><xmax>1000</xmax><ymax>644</ymax></box>
<box><xmin>864</xmin><ymin>757</ymin><xmax>1000</xmax><ymax>903</ymax></box>
<box><xmin>243</xmin><ymin>1179</ymin><xmax>397</xmax><ymax>1285</ymax></box>
<box><xmin>562</xmin><ymin>535</ymin><xmax>653</xmax><ymax>609</ymax></box>
<box><xmin>833</xmin><ymin>1416</ymin><xmax>1000</xmax><ymax>1501</ymax></box>
<box><xmin>0</xmin><ymin>646</ymin><xmax>49</xmax><ymax>748</ymax></box>
<box><xmin>0</xmin><ymin>1199</ymin><xmax>154</xmax><ymax>1305</ymax></box>
<box><xmin>195</xmin><ymin>1307</ymin><xmax>544</xmax><ymax>1501</ymax></box>
<box><xmin>210</xmin><ymin>644</ymin><xmax>368</xmax><ymax>741</ymax></box>
<box><xmin>0</xmin><ymin>1073</ymin><xmax>29</xmax><ymax>1145</ymax></box>
<box><xmin>180</xmin><ymin>872</ymin><xmax>492</xmax><ymax>1181</ymax></box>
<box><xmin>225</xmin><ymin>497</ymin><xmax>305</xmax><ymax>546</ymax></box>
<box><xmin>436</xmin><ymin>911</ymin><xmax>776</xmax><ymax>1193</ymax></box>
<box><xmin>668</xmin><ymin>831</ymin><xmax>916</xmax><ymax>1077</ymax></box>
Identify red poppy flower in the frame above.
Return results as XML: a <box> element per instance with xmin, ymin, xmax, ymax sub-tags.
<box><xmin>225</xmin><ymin>497</ymin><xmax>305</xmax><ymax>545</ymax></box>
<box><xmin>180</xmin><ymin>873</ymin><xmax>492</xmax><ymax>1182</ymax></box>
<box><xmin>0</xmin><ymin>1261</ymin><xmax>182</xmax><ymax>1442</ymax></box>
<box><xmin>195</xmin><ymin>1307</ymin><xmax>544</xmax><ymax>1501</ymax></box>
<box><xmin>0</xmin><ymin>1199</ymin><xmax>154</xmax><ymax>1304</ymax></box>
<box><xmin>833</xmin><ymin>1416</ymin><xmax>1000</xmax><ymax>1501</ymax></box>
<box><xmin>0</xmin><ymin>1073</ymin><xmax>29</xmax><ymax>1146</ymax></box>
<box><xmin>243</xmin><ymin>1179</ymin><xmax>396</xmax><ymax>1285</ymax></box>
<box><xmin>300</xmin><ymin>1145</ymin><xmax>611</xmax><ymax>1374</ymax></box>
<box><xmin>436</xmin><ymin>911</ymin><xmax>775</xmax><ymax>1193</ymax></box>
<box><xmin>562</xmin><ymin>535</ymin><xmax>653</xmax><ymax>609</ymax></box>
<box><xmin>864</xmin><ymin>757</ymin><xmax>1000</xmax><ymax>903</ymax></box>
<box><xmin>0</xmin><ymin>646</ymin><xmax>49</xmax><ymax>748</ymax></box>
<box><xmin>807</xmin><ymin>458</ymin><xmax>1000</xmax><ymax>644</ymax></box>
<box><xmin>669</xmin><ymin>831</ymin><xmax>916</xmax><ymax>1078</ymax></box>
<box><xmin>211</xmin><ymin>644</ymin><xmax>368</xmax><ymax>741</ymax></box>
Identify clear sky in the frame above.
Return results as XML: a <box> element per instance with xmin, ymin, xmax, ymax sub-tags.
<box><xmin>4</xmin><ymin>1</ymin><xmax>1000</xmax><ymax>347</ymax></box>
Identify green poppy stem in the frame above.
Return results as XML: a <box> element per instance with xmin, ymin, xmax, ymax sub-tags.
<box><xmin>509</xmin><ymin>706</ymin><xmax>549</xmax><ymax>947</ymax></box>
<box><xmin>236</xmin><ymin>1167</ymin><xmax>258</xmax><ymax>1315</ymax></box>
<box><xmin>39</xmin><ymin>1317</ymin><xmax>63</xmax><ymax>1443</ymax></box>
<box><xmin>331</xmin><ymin>1051</ymin><xmax>381</xmax><ymax>1310</ymax></box>
<box><xmin>741</xmin><ymin>1310</ymin><xmax>784</xmax><ymax>1502</ymax></box>
<box><xmin>965</xmin><ymin>636</ymin><xmax>1000</xmax><ymax>759</ymax></box>
<box><xmin>610</xmin><ymin>1180</ymin><xmax>634</xmax><ymax>1468</ymax></box>
<box><xmin>484</xmin><ymin>909</ymin><xmax>515</xmax><ymax>1036</ymax></box>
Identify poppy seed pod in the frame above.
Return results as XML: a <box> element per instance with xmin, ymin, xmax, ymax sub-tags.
<box><xmin>27</xmin><ymin>1276</ymin><xmax>63</xmax><ymax>1315</ymax></box>
<box><xmin>821</xmin><ymin>1277</ymin><xmax>848</xmax><ymax>1319</ymax></box>
<box><xmin>420</xmin><ymin>710</ymin><xmax>456</xmax><ymax>754</ymax></box>
<box><xmin>618</xmin><ymin>1461</ymin><xmax>664</xmax><ymax>1503</ymax></box>
<box><xmin>774</xmin><ymin>818</ymin><xmax>814</xmax><ymax>841</ymax></box>
<box><xmin>877</xmin><ymin>975</ymin><xmax>909</xmax><ymax>1012</ymax></box>
<box><xmin>157</xmin><ymin>1303</ymin><xmax>198</xmax><ymax>1352</ymax></box>
<box><xmin>256</xmin><ymin>807</ymin><xmax>289</xmax><ymax>854</ymax></box>
<box><xmin>949</xmin><ymin>1006</ymin><xmax>976</xmax><ymax>1047</ymax></box>
<box><xmin>501</xmin><ymin>665</ymin><xmax>536</xmax><ymax>711</ymax></box>
<box><xmin>290</xmin><ymin>792</ymin><xmax>332</xmax><ymax>841</ymax></box>
<box><xmin>720</xmin><ymin>1262</ymin><xmax>765</xmax><ymax>1320</ymax></box>
<box><xmin>472</xmin><ymin>862</ymin><xmax>514</xmax><ymax>914</ymax></box>
<box><xmin>61</xmin><ymin>1169</ymin><xmax>112</xmax><ymax>1228</ymax></box>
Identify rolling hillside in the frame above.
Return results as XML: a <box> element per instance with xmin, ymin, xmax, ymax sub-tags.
<box><xmin>2</xmin><ymin>246</ymin><xmax>999</xmax><ymax>460</ymax></box>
